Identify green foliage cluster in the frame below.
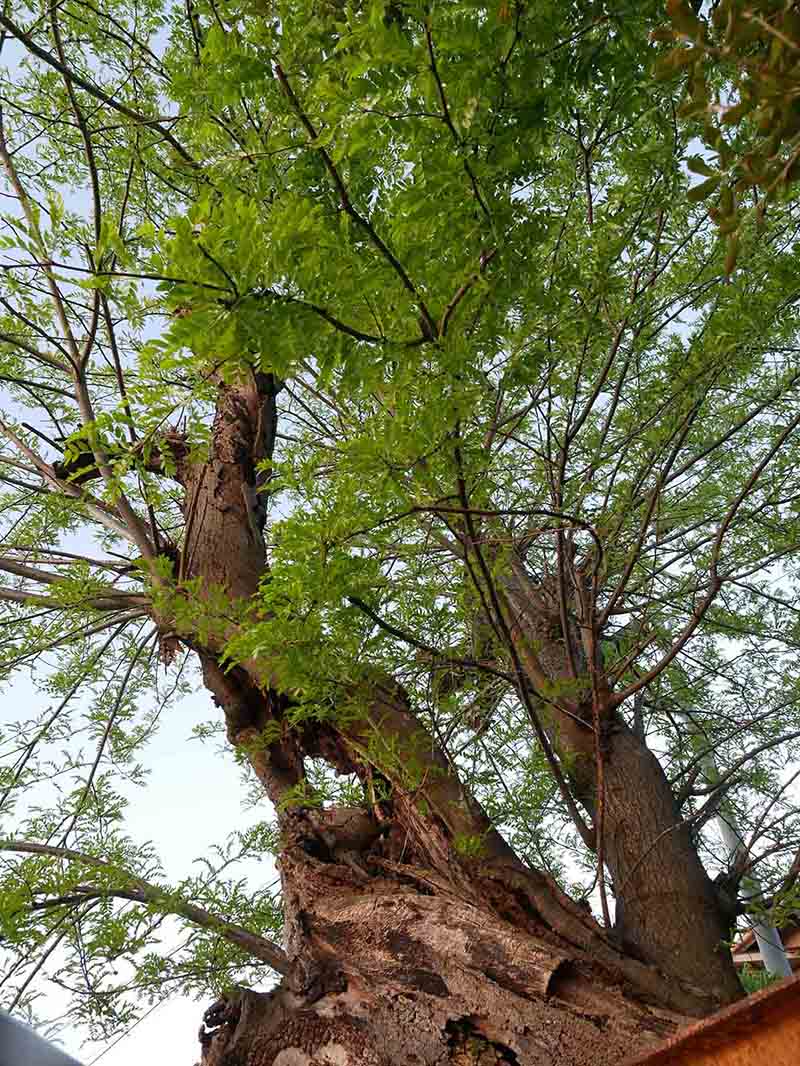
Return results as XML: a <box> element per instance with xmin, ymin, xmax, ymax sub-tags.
<box><xmin>659</xmin><ymin>0</ymin><xmax>800</xmax><ymax>267</ymax></box>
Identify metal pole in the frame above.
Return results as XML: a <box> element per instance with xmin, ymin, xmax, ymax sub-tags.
<box><xmin>715</xmin><ymin>812</ymin><xmax>792</xmax><ymax>979</ymax></box>
<box><xmin>683</xmin><ymin>714</ymin><xmax>792</xmax><ymax>979</ymax></box>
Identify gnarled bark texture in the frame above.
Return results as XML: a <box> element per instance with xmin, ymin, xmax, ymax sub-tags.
<box><xmin>155</xmin><ymin>375</ymin><xmax>741</xmax><ymax>1065</ymax></box>
<box><xmin>196</xmin><ymin>853</ymin><xmax>682</xmax><ymax>1066</ymax></box>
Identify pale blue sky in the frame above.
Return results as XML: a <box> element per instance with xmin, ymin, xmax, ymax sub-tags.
<box><xmin>2</xmin><ymin>673</ymin><xmax>279</xmax><ymax>1066</ymax></box>
<box><xmin>0</xmin><ymin>25</ymin><xmax>280</xmax><ymax>1060</ymax></box>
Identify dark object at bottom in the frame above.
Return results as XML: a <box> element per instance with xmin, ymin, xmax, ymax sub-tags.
<box><xmin>0</xmin><ymin>1011</ymin><xmax>83</xmax><ymax>1066</ymax></box>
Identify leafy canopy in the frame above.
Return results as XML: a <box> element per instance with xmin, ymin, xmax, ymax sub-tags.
<box><xmin>0</xmin><ymin>0</ymin><xmax>799</xmax><ymax>1046</ymax></box>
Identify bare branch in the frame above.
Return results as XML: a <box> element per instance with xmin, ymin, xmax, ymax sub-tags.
<box><xmin>0</xmin><ymin>12</ymin><xmax>196</xmax><ymax>166</ymax></box>
<box><xmin>274</xmin><ymin>63</ymin><xmax>438</xmax><ymax>341</ymax></box>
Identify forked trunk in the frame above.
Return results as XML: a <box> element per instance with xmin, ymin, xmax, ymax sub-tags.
<box><xmin>163</xmin><ymin>378</ymin><xmax>740</xmax><ymax>1064</ymax></box>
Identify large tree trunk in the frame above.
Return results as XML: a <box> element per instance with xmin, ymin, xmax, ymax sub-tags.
<box><xmin>602</xmin><ymin>721</ymin><xmax>739</xmax><ymax>997</ymax></box>
<box><xmin>500</xmin><ymin>560</ymin><xmax>742</xmax><ymax>1006</ymax></box>
<box><xmin>193</xmin><ymin>655</ymin><xmax>712</xmax><ymax>1065</ymax></box>
<box><xmin>161</xmin><ymin>376</ymin><xmax>740</xmax><ymax>1064</ymax></box>
<box><xmin>197</xmin><ymin>849</ymin><xmax>685</xmax><ymax>1066</ymax></box>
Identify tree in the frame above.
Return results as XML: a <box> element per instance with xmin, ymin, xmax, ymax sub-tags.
<box><xmin>658</xmin><ymin>0</ymin><xmax>800</xmax><ymax>264</ymax></box>
<box><xmin>1</xmin><ymin>2</ymin><xmax>800</xmax><ymax>1063</ymax></box>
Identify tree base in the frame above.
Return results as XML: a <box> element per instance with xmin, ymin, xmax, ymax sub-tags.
<box><xmin>198</xmin><ymin>850</ymin><xmax>685</xmax><ymax>1066</ymax></box>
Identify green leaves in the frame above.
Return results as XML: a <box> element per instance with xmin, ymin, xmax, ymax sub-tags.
<box><xmin>687</xmin><ymin>175</ymin><xmax>721</xmax><ymax>201</ymax></box>
<box><xmin>659</xmin><ymin>0</ymin><xmax>800</xmax><ymax>244</ymax></box>
<box><xmin>687</xmin><ymin>155</ymin><xmax>718</xmax><ymax>178</ymax></box>
<box><xmin>4</xmin><ymin>0</ymin><xmax>800</xmax><ymax>1046</ymax></box>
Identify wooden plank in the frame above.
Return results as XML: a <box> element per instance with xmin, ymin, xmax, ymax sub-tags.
<box><xmin>625</xmin><ymin>972</ymin><xmax>800</xmax><ymax>1066</ymax></box>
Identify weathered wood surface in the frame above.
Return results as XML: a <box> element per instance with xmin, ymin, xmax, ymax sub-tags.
<box><xmin>625</xmin><ymin>972</ymin><xmax>800</xmax><ymax>1066</ymax></box>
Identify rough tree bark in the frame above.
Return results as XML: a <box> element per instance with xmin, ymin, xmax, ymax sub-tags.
<box><xmin>153</xmin><ymin>374</ymin><xmax>740</xmax><ymax>1065</ymax></box>
<box><xmin>499</xmin><ymin>561</ymin><xmax>742</xmax><ymax>1006</ymax></box>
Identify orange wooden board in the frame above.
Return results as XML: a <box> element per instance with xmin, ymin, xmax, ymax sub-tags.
<box><xmin>626</xmin><ymin>973</ymin><xmax>800</xmax><ymax>1066</ymax></box>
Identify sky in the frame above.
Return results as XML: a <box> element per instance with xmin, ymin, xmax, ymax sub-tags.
<box><xmin>2</xmin><ymin>672</ymin><xmax>280</xmax><ymax>1066</ymax></box>
<box><xmin>0</xmin><ymin>25</ymin><xmax>283</xmax><ymax>1062</ymax></box>
<box><xmin>2</xmin><ymin>4</ymin><xmax>799</xmax><ymax>1060</ymax></box>
<box><xmin>0</xmin><ymin>24</ymin><xmax>283</xmax><ymax>1059</ymax></box>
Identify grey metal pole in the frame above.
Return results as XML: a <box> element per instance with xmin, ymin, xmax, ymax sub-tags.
<box><xmin>682</xmin><ymin>713</ymin><xmax>792</xmax><ymax>979</ymax></box>
<box><xmin>715</xmin><ymin>813</ymin><xmax>793</xmax><ymax>979</ymax></box>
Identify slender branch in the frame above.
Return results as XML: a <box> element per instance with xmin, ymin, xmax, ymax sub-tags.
<box><xmin>0</xmin><ymin>839</ymin><xmax>288</xmax><ymax>974</ymax></box>
<box><xmin>0</xmin><ymin>105</ymin><xmax>82</xmax><ymax>366</ymax></box>
<box><xmin>347</xmin><ymin>594</ymin><xmax>513</xmax><ymax>685</ymax></box>
<box><xmin>274</xmin><ymin>63</ymin><xmax>437</xmax><ymax>340</ymax></box>
<box><xmin>0</xmin><ymin>108</ymin><xmax>156</xmax><ymax>561</ymax></box>
<box><xmin>9</xmin><ymin>924</ymin><xmax>73</xmax><ymax>1012</ymax></box>
<box><xmin>58</xmin><ymin>626</ymin><xmax>155</xmax><ymax>844</ymax></box>
<box><xmin>0</xmin><ymin>12</ymin><xmax>195</xmax><ymax>165</ymax></box>
<box><xmin>0</xmin><ymin>586</ymin><xmax>148</xmax><ymax>610</ymax></box>
<box><xmin>253</xmin><ymin>288</ymin><xmax>399</xmax><ymax>345</ymax></box>
<box><xmin>776</xmin><ymin>844</ymin><xmax>800</xmax><ymax>901</ymax></box>
<box><xmin>439</xmin><ymin>250</ymin><xmax>496</xmax><ymax>337</ymax></box>
<box><xmin>0</xmin><ymin>557</ymin><xmax>71</xmax><ymax>584</ymax></box>
<box><xmin>0</xmin><ymin>621</ymin><xmax>133</xmax><ymax>813</ymax></box>
<box><xmin>450</xmin><ymin>443</ymin><xmax>595</xmax><ymax>851</ymax></box>
<box><xmin>423</xmin><ymin>21</ymin><xmax>491</xmax><ymax>223</ymax></box>
<box><xmin>50</xmin><ymin>93</ymin><xmax>102</xmax><ymax>371</ymax></box>
<box><xmin>0</xmin><ymin>330</ymin><xmax>71</xmax><ymax>373</ymax></box>
<box><xmin>0</xmin><ymin>419</ymin><xmax>149</xmax><ymax>547</ymax></box>
<box><xmin>612</xmin><ymin>410</ymin><xmax>800</xmax><ymax>705</ymax></box>
<box><xmin>1</xmin><ymin>611</ymin><xmax>147</xmax><ymax>669</ymax></box>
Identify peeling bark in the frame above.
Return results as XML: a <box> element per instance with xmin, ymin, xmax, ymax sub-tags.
<box><xmin>152</xmin><ymin>376</ymin><xmax>741</xmax><ymax>1064</ymax></box>
<box><xmin>177</xmin><ymin>372</ymin><xmax>275</xmax><ymax>601</ymax></box>
<box><xmin>197</xmin><ymin>849</ymin><xmax>684</xmax><ymax>1066</ymax></box>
